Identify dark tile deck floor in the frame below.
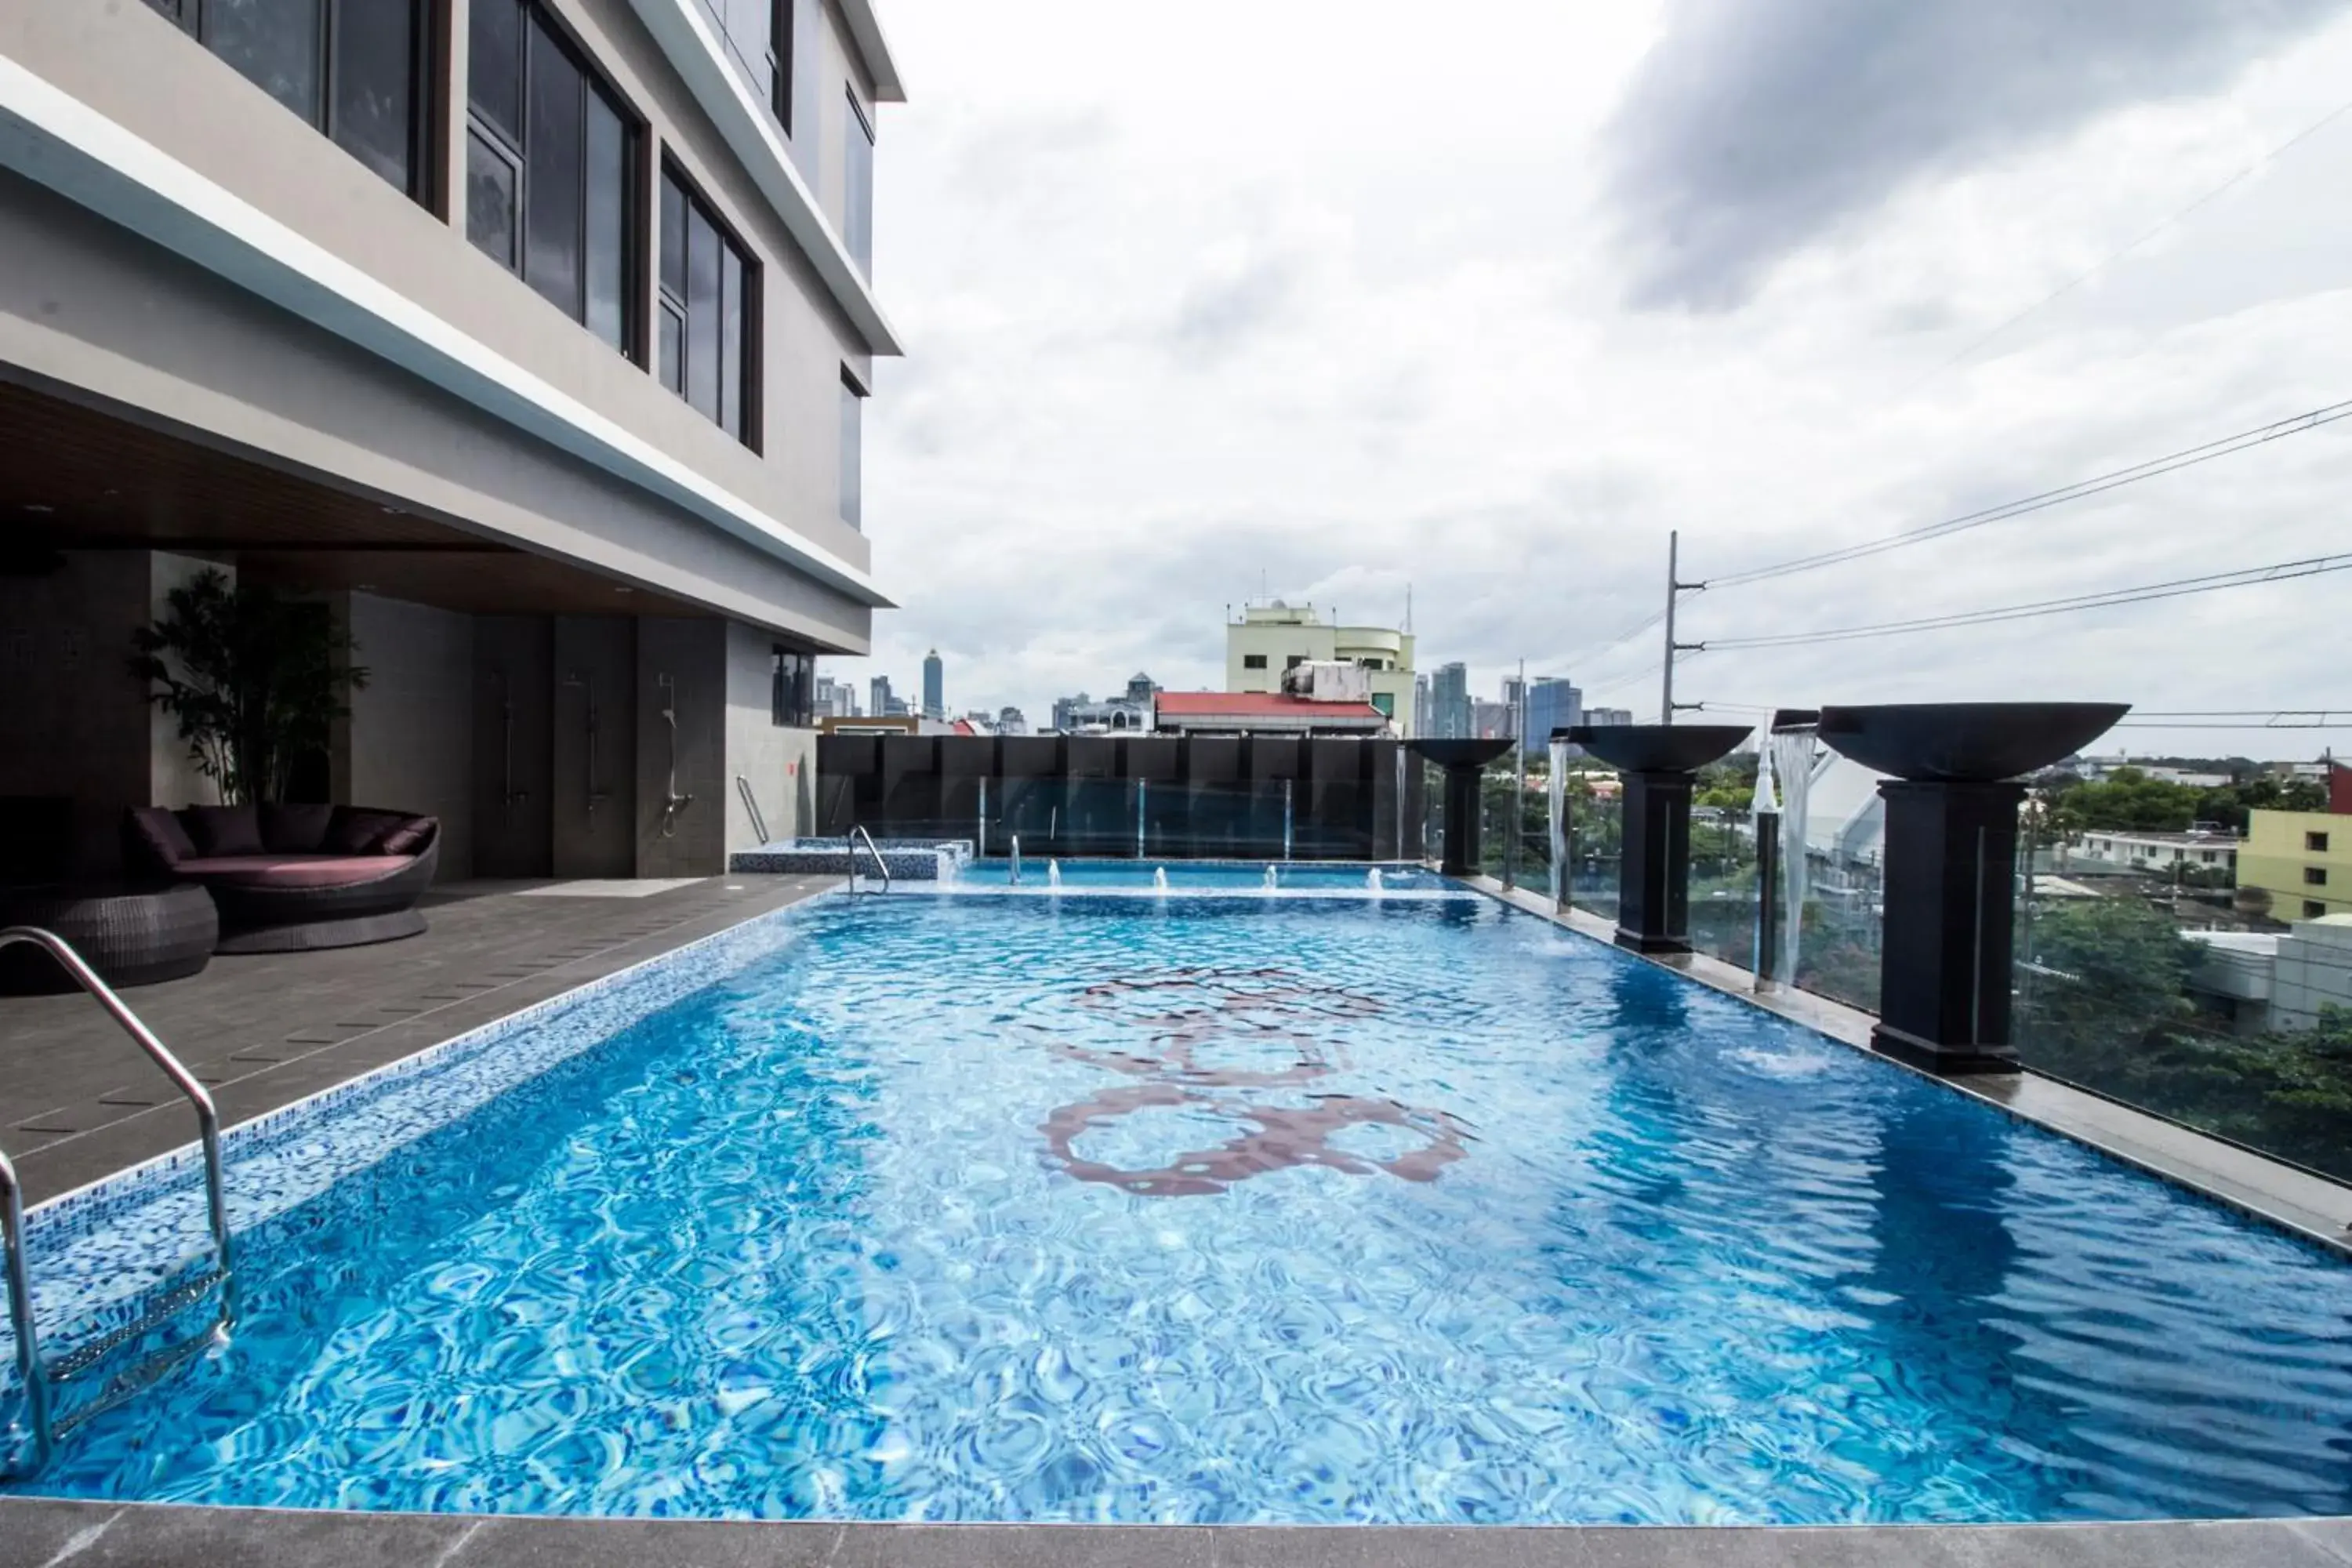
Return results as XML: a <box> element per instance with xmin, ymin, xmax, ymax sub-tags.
<box><xmin>0</xmin><ymin>874</ymin><xmax>833</xmax><ymax>1204</ymax></box>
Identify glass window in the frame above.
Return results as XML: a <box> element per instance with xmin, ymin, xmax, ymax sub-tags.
<box><xmin>470</xmin><ymin>2</ymin><xmax>637</xmax><ymax>357</ymax></box>
<box><xmin>769</xmin><ymin>0</ymin><xmax>794</xmax><ymax>132</ymax></box>
<box><xmin>686</xmin><ymin>204</ymin><xmax>721</xmax><ymax>421</ymax></box>
<box><xmin>331</xmin><ymin>0</ymin><xmax>416</xmax><ymax>191</ymax></box>
<box><xmin>772</xmin><ymin>648</ymin><xmax>815</xmax><ymax>728</ymax></box>
<box><xmin>659</xmin><ymin>167</ymin><xmax>757</xmax><ymax>445</ymax></box>
<box><xmin>2307</xmin><ymin>900</ymin><xmax>2329</xmax><ymax>919</ymax></box>
<box><xmin>2307</xmin><ymin>866</ymin><xmax>2329</xmax><ymax>886</ymax></box>
<box><xmin>1243</xmin><ymin>655</ymin><xmax>1268</xmax><ymax>670</ymax></box>
<box><xmin>720</xmin><ymin>246</ymin><xmax>746</xmax><ymax>438</ymax></box>
<box><xmin>584</xmin><ymin>96</ymin><xmax>629</xmax><ymax>352</ymax></box>
<box><xmin>469</xmin><ymin>0</ymin><xmax>523</xmax><ymax>144</ymax></box>
<box><xmin>2311</xmin><ymin>831</ymin><xmax>2332</xmax><ymax>853</ymax></box>
<box><xmin>465</xmin><ymin>131</ymin><xmax>519</xmax><ymax>267</ymax></box>
<box><xmin>206</xmin><ymin>0</ymin><xmax>321</xmax><ymax>123</ymax></box>
<box><xmin>839</xmin><ymin>372</ymin><xmax>864</xmax><ymax>529</ymax></box>
<box><xmin>844</xmin><ymin>88</ymin><xmax>875</xmax><ymax>274</ymax></box>
<box><xmin>523</xmin><ymin>17</ymin><xmax>586</xmax><ymax>321</ymax></box>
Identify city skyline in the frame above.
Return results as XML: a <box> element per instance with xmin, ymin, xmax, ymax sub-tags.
<box><xmin>833</xmin><ymin>0</ymin><xmax>2352</xmax><ymax>761</ymax></box>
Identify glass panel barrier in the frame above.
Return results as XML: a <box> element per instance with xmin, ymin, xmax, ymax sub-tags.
<box><xmin>2011</xmin><ymin>771</ymin><xmax>2352</xmax><ymax>1182</ymax></box>
<box><xmin>1566</xmin><ymin>768</ymin><xmax>1622</xmax><ymax>924</ymax></box>
<box><xmin>1777</xmin><ymin>741</ymin><xmax>1885</xmax><ymax>1014</ymax></box>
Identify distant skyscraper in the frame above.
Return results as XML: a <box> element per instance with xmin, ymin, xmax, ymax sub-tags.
<box><xmin>1414</xmin><ymin>673</ymin><xmax>1432</xmax><ymax>739</ymax></box>
<box><xmin>998</xmin><ymin>706</ymin><xmax>1030</xmax><ymax>736</ymax></box>
<box><xmin>869</xmin><ymin>675</ymin><xmax>894</xmax><ymax>720</ymax></box>
<box><xmin>1123</xmin><ymin>671</ymin><xmax>1160</xmax><ymax>705</ymax></box>
<box><xmin>1430</xmin><ymin>662</ymin><xmax>1471</xmax><ymax>740</ymax></box>
<box><xmin>1525</xmin><ymin>677</ymin><xmax>1582</xmax><ymax>750</ymax></box>
<box><xmin>922</xmin><ymin>649</ymin><xmax>944</xmax><ymax>720</ymax></box>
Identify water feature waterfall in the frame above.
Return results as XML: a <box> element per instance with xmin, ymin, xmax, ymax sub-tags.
<box><xmin>1546</xmin><ymin>739</ymin><xmax>1569</xmax><ymax>909</ymax></box>
<box><xmin>1768</xmin><ymin>724</ymin><xmax>1822</xmax><ymax>987</ymax></box>
<box><xmin>1367</xmin><ymin>867</ymin><xmax>1385</xmax><ymax>896</ymax></box>
<box><xmin>1263</xmin><ymin>865</ymin><xmax>1279</xmax><ymax>891</ymax></box>
<box><xmin>1047</xmin><ymin>861</ymin><xmax>1062</xmax><ymax>890</ymax></box>
<box><xmin>1153</xmin><ymin>866</ymin><xmax>1170</xmax><ymax>894</ymax></box>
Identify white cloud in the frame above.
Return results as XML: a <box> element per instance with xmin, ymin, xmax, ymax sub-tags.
<box><xmin>846</xmin><ymin>0</ymin><xmax>2352</xmax><ymax>759</ymax></box>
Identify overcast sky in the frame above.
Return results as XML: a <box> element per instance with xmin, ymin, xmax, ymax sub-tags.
<box><xmin>839</xmin><ymin>0</ymin><xmax>2352</xmax><ymax>759</ymax></box>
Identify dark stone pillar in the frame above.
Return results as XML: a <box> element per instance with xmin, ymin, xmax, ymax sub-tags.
<box><xmin>1616</xmin><ymin>770</ymin><xmax>1694</xmax><ymax>955</ymax></box>
<box><xmin>1871</xmin><ymin>779</ymin><xmax>2025</xmax><ymax>1075</ymax></box>
<box><xmin>1440</xmin><ymin>764</ymin><xmax>1483</xmax><ymax>877</ymax></box>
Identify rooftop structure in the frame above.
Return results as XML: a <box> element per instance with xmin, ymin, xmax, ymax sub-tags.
<box><xmin>1226</xmin><ymin>601</ymin><xmax>1416</xmax><ymax>735</ymax></box>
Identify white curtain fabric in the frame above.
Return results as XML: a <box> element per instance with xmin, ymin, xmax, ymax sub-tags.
<box><xmin>1769</xmin><ymin>727</ymin><xmax>1822</xmax><ymax>983</ymax></box>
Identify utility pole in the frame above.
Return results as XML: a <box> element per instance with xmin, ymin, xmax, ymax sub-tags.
<box><xmin>1661</xmin><ymin>530</ymin><xmax>1704</xmax><ymax>725</ymax></box>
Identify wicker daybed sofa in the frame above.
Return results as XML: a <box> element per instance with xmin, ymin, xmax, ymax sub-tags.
<box><xmin>124</xmin><ymin>803</ymin><xmax>439</xmax><ymax>953</ymax></box>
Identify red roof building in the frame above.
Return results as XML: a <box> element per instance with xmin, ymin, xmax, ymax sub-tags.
<box><xmin>1152</xmin><ymin>691</ymin><xmax>1392</xmax><ymax>736</ymax></box>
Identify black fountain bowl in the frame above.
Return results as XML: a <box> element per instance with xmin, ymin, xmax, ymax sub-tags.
<box><xmin>1815</xmin><ymin>702</ymin><xmax>2129</xmax><ymax>783</ymax></box>
<box><xmin>1408</xmin><ymin>739</ymin><xmax>1517</xmax><ymax>769</ymax></box>
<box><xmin>1560</xmin><ymin>724</ymin><xmax>1754</xmax><ymax>775</ymax></box>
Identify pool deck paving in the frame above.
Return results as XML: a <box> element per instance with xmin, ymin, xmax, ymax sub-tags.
<box><xmin>0</xmin><ymin>874</ymin><xmax>837</xmax><ymax>1205</ymax></box>
<box><xmin>5</xmin><ymin>870</ymin><xmax>2352</xmax><ymax>1561</ymax></box>
<box><xmin>1</xmin><ymin>1501</ymin><xmax>2349</xmax><ymax>1568</ymax></box>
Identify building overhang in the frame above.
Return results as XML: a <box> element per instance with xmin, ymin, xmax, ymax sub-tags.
<box><xmin>841</xmin><ymin>1</ymin><xmax>908</xmax><ymax>103</ymax></box>
<box><xmin>0</xmin><ymin>53</ymin><xmax>891</xmax><ymax>612</ymax></box>
<box><xmin>626</xmin><ymin>0</ymin><xmax>904</xmax><ymax>356</ymax></box>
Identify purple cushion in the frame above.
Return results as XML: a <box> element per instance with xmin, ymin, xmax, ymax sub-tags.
<box><xmin>323</xmin><ymin>808</ymin><xmax>408</xmax><ymax>855</ymax></box>
<box><xmin>260</xmin><ymin>803</ymin><xmax>336</xmax><ymax>854</ymax></box>
<box><xmin>125</xmin><ymin>807</ymin><xmax>198</xmax><ymax>870</ymax></box>
<box><xmin>176</xmin><ymin>855</ymin><xmax>412</xmax><ymax>888</ymax></box>
<box><xmin>184</xmin><ymin>804</ymin><xmax>263</xmax><ymax>857</ymax></box>
<box><xmin>377</xmin><ymin>817</ymin><xmax>436</xmax><ymax>856</ymax></box>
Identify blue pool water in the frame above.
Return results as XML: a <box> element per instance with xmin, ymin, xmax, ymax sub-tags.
<box><xmin>11</xmin><ymin>892</ymin><xmax>2352</xmax><ymax>1523</ymax></box>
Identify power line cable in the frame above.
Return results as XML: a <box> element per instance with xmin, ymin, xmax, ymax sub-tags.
<box><xmin>1701</xmin><ymin>401</ymin><xmax>2352</xmax><ymax>590</ymax></box>
<box><xmin>1687</xmin><ymin>551</ymin><xmax>2352</xmax><ymax>652</ymax></box>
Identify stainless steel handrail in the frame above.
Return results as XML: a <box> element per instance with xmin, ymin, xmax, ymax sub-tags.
<box><xmin>0</xmin><ymin>927</ymin><xmax>236</xmax><ymax>1475</ymax></box>
<box><xmin>848</xmin><ymin>826</ymin><xmax>891</xmax><ymax>893</ymax></box>
<box><xmin>735</xmin><ymin>775</ymin><xmax>770</xmax><ymax>845</ymax></box>
<box><xmin>1</xmin><ymin>1145</ymin><xmax>52</xmax><ymax>1472</ymax></box>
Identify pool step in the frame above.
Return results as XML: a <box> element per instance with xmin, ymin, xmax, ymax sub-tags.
<box><xmin>46</xmin><ymin>1265</ymin><xmax>225</xmax><ymax>1385</ymax></box>
<box><xmin>50</xmin><ymin>1328</ymin><xmax>216</xmax><ymax>1440</ymax></box>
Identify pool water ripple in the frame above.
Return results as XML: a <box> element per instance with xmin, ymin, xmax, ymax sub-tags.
<box><xmin>8</xmin><ymin>893</ymin><xmax>2352</xmax><ymax>1522</ymax></box>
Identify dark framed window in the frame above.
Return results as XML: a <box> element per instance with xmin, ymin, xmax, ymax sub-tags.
<box><xmin>467</xmin><ymin>1</ymin><xmax>639</xmax><ymax>357</ymax></box>
<box><xmin>2307</xmin><ymin>900</ymin><xmax>2329</xmax><ymax>919</ymax></box>
<box><xmin>2307</xmin><ymin>866</ymin><xmax>2329</xmax><ymax>887</ymax></box>
<box><xmin>147</xmin><ymin>0</ymin><xmax>428</xmax><ymax>201</ymax></box>
<box><xmin>1285</xmin><ymin>655</ymin><xmax>1308</xmax><ymax>670</ymax></box>
<box><xmin>659</xmin><ymin>165</ymin><xmax>759</xmax><ymax>445</ymax></box>
<box><xmin>839</xmin><ymin>368</ymin><xmax>866</xmax><ymax>529</ymax></box>
<box><xmin>769</xmin><ymin>0</ymin><xmax>794</xmax><ymax>133</ymax></box>
<box><xmin>844</xmin><ymin>87</ymin><xmax>875</xmax><ymax>274</ymax></box>
<box><xmin>2310</xmin><ymin>831</ymin><xmax>2332</xmax><ymax>853</ymax></box>
<box><xmin>1242</xmin><ymin>655</ymin><xmax>1268</xmax><ymax>670</ymax></box>
<box><xmin>771</xmin><ymin>648</ymin><xmax>815</xmax><ymax>727</ymax></box>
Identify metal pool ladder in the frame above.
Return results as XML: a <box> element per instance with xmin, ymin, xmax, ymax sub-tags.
<box><xmin>847</xmin><ymin>826</ymin><xmax>891</xmax><ymax>894</ymax></box>
<box><xmin>1</xmin><ymin>926</ymin><xmax>235</xmax><ymax>1477</ymax></box>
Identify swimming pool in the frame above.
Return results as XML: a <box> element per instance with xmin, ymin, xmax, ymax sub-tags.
<box><xmin>7</xmin><ymin>889</ymin><xmax>2352</xmax><ymax>1523</ymax></box>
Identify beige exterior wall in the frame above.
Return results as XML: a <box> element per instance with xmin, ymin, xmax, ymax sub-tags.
<box><xmin>2242</xmin><ymin>809</ymin><xmax>2352</xmax><ymax>921</ymax></box>
<box><xmin>1225</xmin><ymin>609</ymin><xmax>1417</xmax><ymax>736</ymax></box>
